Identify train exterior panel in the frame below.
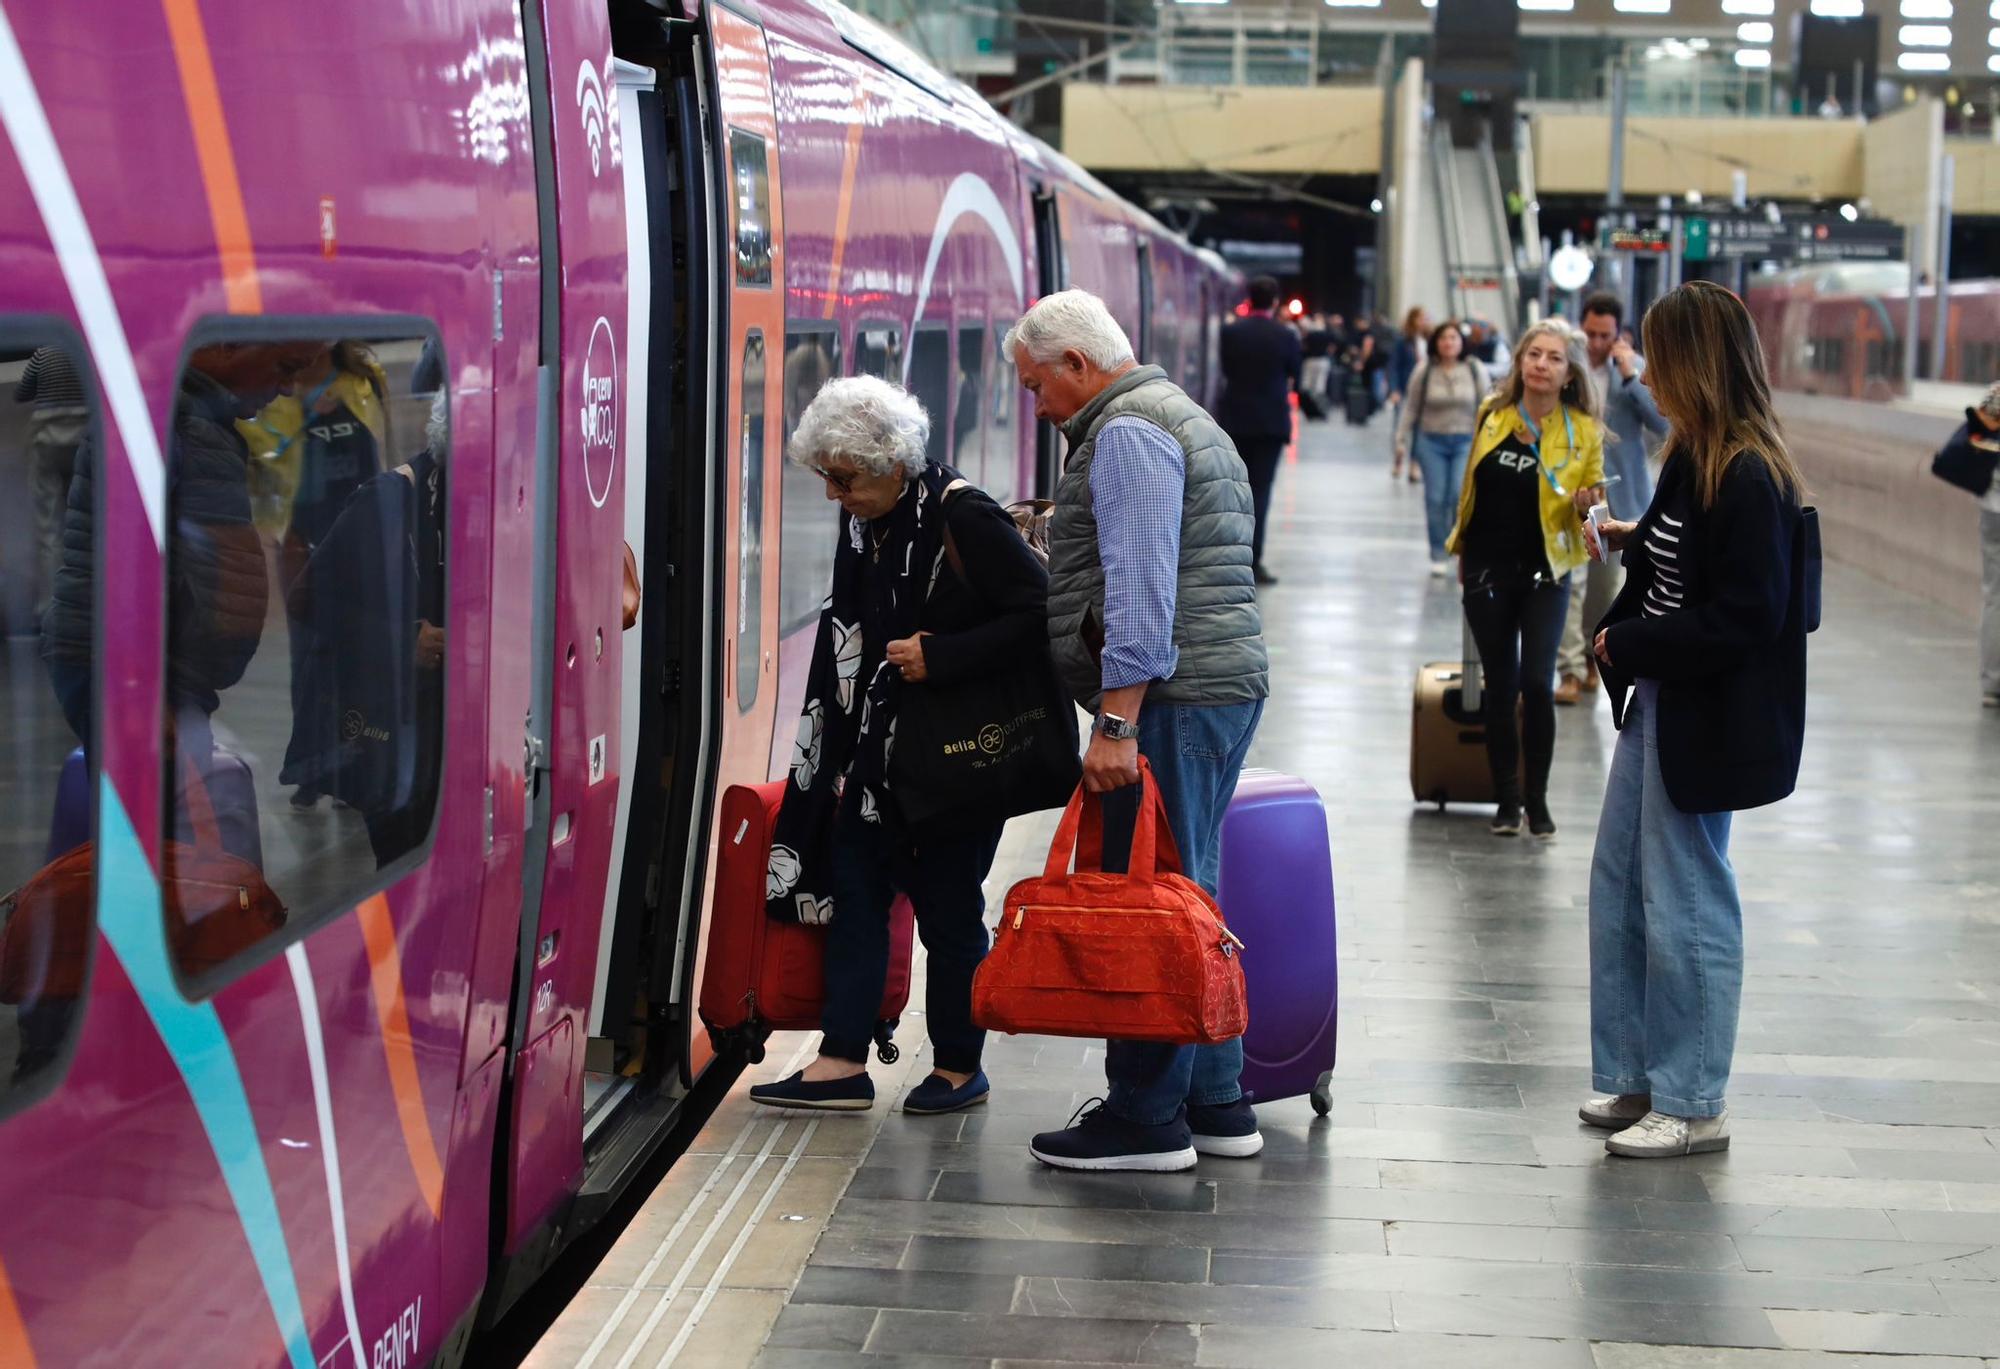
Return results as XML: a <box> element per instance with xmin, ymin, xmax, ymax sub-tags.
<box><xmin>1746</xmin><ymin>265</ymin><xmax>2000</xmax><ymax>400</ymax></box>
<box><xmin>0</xmin><ymin>0</ymin><xmax>1234</xmax><ymax>1363</ymax></box>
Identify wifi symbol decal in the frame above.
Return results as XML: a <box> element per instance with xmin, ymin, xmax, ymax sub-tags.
<box><xmin>577</xmin><ymin>59</ymin><xmax>608</xmax><ymax>177</ymax></box>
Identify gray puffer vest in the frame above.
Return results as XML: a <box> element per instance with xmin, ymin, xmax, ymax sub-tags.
<box><xmin>1047</xmin><ymin>365</ymin><xmax>1270</xmax><ymax>712</ymax></box>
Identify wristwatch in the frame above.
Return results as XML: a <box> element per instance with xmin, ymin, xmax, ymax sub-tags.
<box><xmin>1093</xmin><ymin>711</ymin><xmax>1139</xmax><ymax>742</ymax></box>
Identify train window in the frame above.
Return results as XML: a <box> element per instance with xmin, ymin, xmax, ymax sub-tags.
<box><xmin>736</xmin><ymin>330</ymin><xmax>767</xmax><ymax>711</ymax></box>
<box><xmin>160</xmin><ymin>325</ymin><xmax>447</xmax><ymax>993</ymax></box>
<box><xmin>1962</xmin><ymin>341</ymin><xmax>2000</xmax><ymax>385</ymax></box>
<box><xmin>954</xmin><ymin>324</ymin><xmax>986</xmax><ymax>478</ymax></box>
<box><xmin>780</xmin><ymin>326</ymin><xmax>843</xmax><ymax>636</ymax></box>
<box><xmin>729</xmin><ymin>129</ymin><xmax>773</xmax><ymax>289</ymax></box>
<box><xmin>988</xmin><ymin>321</ymin><xmax>1017</xmax><ymax>506</ymax></box>
<box><xmin>0</xmin><ymin>332</ymin><xmax>97</xmax><ymax>1111</ymax></box>
<box><xmin>853</xmin><ymin>324</ymin><xmax>900</xmax><ymax>381</ymax></box>
<box><xmin>908</xmin><ymin>325</ymin><xmax>950</xmax><ymax>467</ymax></box>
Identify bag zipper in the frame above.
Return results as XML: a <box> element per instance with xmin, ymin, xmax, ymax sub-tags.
<box><xmin>1009</xmin><ymin>903</ymin><xmax>1245</xmax><ymax>950</ymax></box>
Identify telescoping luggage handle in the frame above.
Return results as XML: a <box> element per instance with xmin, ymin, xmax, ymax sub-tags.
<box><xmin>1460</xmin><ymin>608</ymin><xmax>1484</xmax><ymax>713</ymax></box>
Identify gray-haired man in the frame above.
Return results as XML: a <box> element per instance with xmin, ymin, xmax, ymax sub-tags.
<box><xmin>1004</xmin><ymin>289</ymin><xmax>1270</xmax><ymax>1173</ymax></box>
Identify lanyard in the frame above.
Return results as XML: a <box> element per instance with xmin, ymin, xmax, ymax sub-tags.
<box><xmin>1515</xmin><ymin>402</ymin><xmax>1576</xmax><ymax>497</ymax></box>
<box><xmin>253</xmin><ymin>374</ymin><xmax>336</xmax><ymax>461</ymax></box>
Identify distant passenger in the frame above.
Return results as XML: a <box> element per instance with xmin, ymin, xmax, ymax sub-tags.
<box><xmin>1555</xmin><ymin>292</ymin><xmax>1670</xmax><ymax>707</ymax></box>
<box><xmin>1583</xmin><ymin>280</ymin><xmax>1810</xmax><ymax>1158</ymax></box>
<box><xmin>1446</xmin><ymin>321</ymin><xmax>1604</xmax><ymax>839</ymax></box>
<box><xmin>1932</xmin><ymin>381</ymin><xmax>2000</xmax><ymax>707</ymax></box>
<box><xmin>1214</xmin><ymin>275</ymin><xmax>1301</xmax><ymax>587</ymax></box>
<box><xmin>13</xmin><ymin>346</ymin><xmax>89</xmax><ymax>622</ymax></box>
<box><xmin>1299</xmin><ymin>314</ymin><xmax>1335</xmax><ymax>412</ymax></box>
<box><xmin>1003</xmin><ymin>289</ymin><xmax>1270</xmax><ymax>1172</ymax></box>
<box><xmin>750</xmin><ymin>377</ymin><xmax>1053</xmax><ymax>1117</ymax></box>
<box><xmin>1395</xmin><ymin>321</ymin><xmax>1491</xmax><ymax>574</ymax></box>
<box><xmin>1386</xmin><ymin>306</ymin><xmax>1429</xmax><ymax>480</ymax></box>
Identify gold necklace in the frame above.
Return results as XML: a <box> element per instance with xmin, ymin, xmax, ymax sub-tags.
<box><xmin>870</xmin><ymin>523</ymin><xmax>890</xmax><ymax>564</ymax></box>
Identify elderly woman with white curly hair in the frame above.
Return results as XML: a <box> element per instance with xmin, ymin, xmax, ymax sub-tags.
<box><xmin>751</xmin><ymin>374</ymin><xmax>1063</xmax><ymax>1117</ymax></box>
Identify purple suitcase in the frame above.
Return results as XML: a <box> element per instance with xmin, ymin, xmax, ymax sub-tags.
<box><xmin>1218</xmin><ymin>769</ymin><xmax>1338</xmax><ymax>1115</ymax></box>
<box><xmin>46</xmin><ymin>747</ymin><xmax>89</xmax><ymax>862</ymax></box>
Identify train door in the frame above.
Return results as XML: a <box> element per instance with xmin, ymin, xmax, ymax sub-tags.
<box><xmin>503</xmin><ymin>0</ymin><xmax>631</xmax><ymax>1257</ymax></box>
<box><xmin>1032</xmin><ymin>188</ymin><xmax>1065</xmax><ymax>497</ymax></box>
<box><xmin>680</xmin><ymin>0</ymin><xmax>786</xmax><ymax>1062</ymax></box>
<box><xmin>1136</xmin><ymin>238</ymin><xmax>1154</xmax><ymax>366</ymax></box>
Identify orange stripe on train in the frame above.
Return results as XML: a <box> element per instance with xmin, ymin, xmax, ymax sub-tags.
<box><xmin>0</xmin><ymin>1252</ymin><xmax>35</xmax><ymax>1369</ymax></box>
<box><xmin>160</xmin><ymin>0</ymin><xmax>261</xmax><ymax>313</ymax></box>
<box><xmin>357</xmin><ymin>894</ymin><xmax>445</xmax><ymax>1219</ymax></box>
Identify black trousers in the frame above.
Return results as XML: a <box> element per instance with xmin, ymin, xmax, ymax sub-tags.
<box><xmin>1463</xmin><ymin>570</ymin><xmax>1569</xmax><ymax>805</ymax></box>
<box><xmin>821</xmin><ymin>797</ymin><xmax>1004</xmax><ymax>1073</ymax></box>
<box><xmin>1236</xmin><ymin>436</ymin><xmax>1286</xmax><ymax>569</ymax></box>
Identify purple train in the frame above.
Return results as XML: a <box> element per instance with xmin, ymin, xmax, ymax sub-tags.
<box><xmin>0</xmin><ymin>0</ymin><xmax>1235</xmax><ymax>1362</ymax></box>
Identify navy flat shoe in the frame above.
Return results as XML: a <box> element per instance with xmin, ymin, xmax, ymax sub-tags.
<box><xmin>902</xmin><ymin>1070</ymin><xmax>991</xmax><ymax>1116</ymax></box>
<box><xmin>748</xmin><ymin>1070</ymin><xmax>874</xmax><ymax>1111</ymax></box>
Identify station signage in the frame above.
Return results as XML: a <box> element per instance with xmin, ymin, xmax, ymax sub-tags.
<box><xmin>1681</xmin><ymin>213</ymin><xmax>1904</xmax><ymax>264</ymax></box>
<box><xmin>1602</xmin><ymin>228</ymin><xmax>1671</xmax><ymax>254</ymax></box>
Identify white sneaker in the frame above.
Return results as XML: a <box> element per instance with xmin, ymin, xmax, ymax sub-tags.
<box><xmin>1429</xmin><ymin>560</ymin><xmax>1450</xmax><ymax>577</ymax></box>
<box><xmin>1606</xmin><ymin>1109</ymin><xmax>1730</xmax><ymax>1158</ymax></box>
<box><xmin>1578</xmin><ymin>1093</ymin><xmax>1651</xmax><ymax>1130</ymax></box>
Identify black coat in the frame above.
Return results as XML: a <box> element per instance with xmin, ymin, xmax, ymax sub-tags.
<box><xmin>1598</xmin><ymin>450</ymin><xmax>1809</xmax><ymax>814</ymax></box>
<box><xmin>42</xmin><ymin>370</ymin><xmax>267</xmax><ymax>715</ymax></box>
<box><xmin>1215</xmin><ymin>315</ymin><xmax>1303</xmax><ymax>442</ymax></box>
<box><xmin>917</xmin><ymin>486</ymin><xmax>1050</xmax><ymax>684</ymax></box>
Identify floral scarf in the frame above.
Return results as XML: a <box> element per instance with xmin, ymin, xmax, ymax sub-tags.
<box><xmin>765</xmin><ymin>462</ymin><xmax>959</xmax><ymax>924</ymax></box>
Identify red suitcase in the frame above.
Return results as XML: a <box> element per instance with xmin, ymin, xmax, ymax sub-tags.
<box><xmin>699</xmin><ymin>781</ymin><xmax>914</xmax><ymax>1064</ymax></box>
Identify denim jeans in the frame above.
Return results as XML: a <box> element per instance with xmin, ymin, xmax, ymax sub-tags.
<box><xmin>1411</xmin><ymin>431</ymin><xmax>1472</xmax><ymax>562</ymax></box>
<box><xmin>1097</xmin><ymin>698</ymin><xmax>1264</xmax><ymax>1126</ymax></box>
<box><xmin>1588</xmin><ymin>681</ymin><xmax>1742</xmax><ymax>1119</ymax></box>
<box><xmin>820</xmin><ymin>796</ymin><xmax>1004</xmax><ymax>1073</ymax></box>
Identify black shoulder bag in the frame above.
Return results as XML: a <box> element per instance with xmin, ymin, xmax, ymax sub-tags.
<box><xmin>888</xmin><ymin>489</ymin><xmax>1081</xmax><ymax>829</ymax></box>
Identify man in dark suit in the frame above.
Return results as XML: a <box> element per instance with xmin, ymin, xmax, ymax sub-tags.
<box><xmin>1215</xmin><ymin>276</ymin><xmax>1301</xmax><ymax>586</ymax></box>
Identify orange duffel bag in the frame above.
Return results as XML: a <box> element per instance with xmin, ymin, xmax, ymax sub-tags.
<box><xmin>0</xmin><ymin>757</ymin><xmax>285</xmax><ymax>1004</ymax></box>
<box><xmin>972</xmin><ymin>759</ymin><xmax>1248</xmax><ymax>1044</ymax></box>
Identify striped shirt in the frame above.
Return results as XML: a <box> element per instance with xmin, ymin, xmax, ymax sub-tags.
<box><xmin>1642</xmin><ymin>511</ymin><xmax>1686</xmax><ymax>618</ymax></box>
<box><xmin>1089</xmin><ymin>415</ymin><xmax>1184</xmax><ymax>691</ymax></box>
<box><xmin>13</xmin><ymin>347</ymin><xmax>87</xmax><ymax>410</ymax></box>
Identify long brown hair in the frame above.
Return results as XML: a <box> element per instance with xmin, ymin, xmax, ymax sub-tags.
<box><xmin>1401</xmin><ymin>305</ymin><xmax>1428</xmax><ymax>340</ymax></box>
<box><xmin>1481</xmin><ymin>320</ymin><xmax>1600</xmax><ymax>427</ymax></box>
<box><xmin>1640</xmin><ymin>280</ymin><xmax>1803</xmax><ymax>510</ymax></box>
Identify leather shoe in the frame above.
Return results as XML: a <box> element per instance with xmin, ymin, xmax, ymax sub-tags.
<box><xmin>1554</xmin><ymin>674</ymin><xmax>1582</xmax><ymax>706</ymax></box>
<box><xmin>1253</xmin><ymin>565</ymin><xmax>1279</xmax><ymax>587</ymax></box>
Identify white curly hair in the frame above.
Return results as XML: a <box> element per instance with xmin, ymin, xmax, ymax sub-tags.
<box><xmin>1002</xmin><ymin>289</ymin><xmax>1135</xmax><ymax>370</ymax></box>
<box><xmin>785</xmin><ymin>374</ymin><xmax>930</xmax><ymax>478</ymax></box>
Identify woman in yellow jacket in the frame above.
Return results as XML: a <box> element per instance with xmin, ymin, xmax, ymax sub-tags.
<box><xmin>1446</xmin><ymin>320</ymin><xmax>1605</xmax><ymax>839</ymax></box>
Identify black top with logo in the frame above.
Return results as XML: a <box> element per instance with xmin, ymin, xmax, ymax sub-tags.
<box><xmin>1461</xmin><ymin>431</ymin><xmax>1551</xmax><ymax>581</ymax></box>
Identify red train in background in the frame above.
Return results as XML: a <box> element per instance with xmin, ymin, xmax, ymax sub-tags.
<box><xmin>1745</xmin><ymin>263</ymin><xmax>2000</xmax><ymax>400</ymax></box>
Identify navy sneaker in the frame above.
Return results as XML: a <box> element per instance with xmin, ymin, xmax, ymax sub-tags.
<box><xmin>748</xmin><ymin>1070</ymin><xmax>874</xmax><ymax>1111</ymax></box>
<box><xmin>902</xmin><ymin>1070</ymin><xmax>990</xmax><ymax>1116</ymax></box>
<box><xmin>1029</xmin><ymin>1100</ymin><xmax>1196</xmax><ymax>1172</ymax></box>
<box><xmin>1188</xmin><ymin>1097</ymin><xmax>1264</xmax><ymax>1158</ymax></box>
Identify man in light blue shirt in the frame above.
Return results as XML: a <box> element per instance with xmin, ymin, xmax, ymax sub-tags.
<box><xmin>1003</xmin><ymin>290</ymin><xmax>1271</xmax><ymax>1173</ymax></box>
<box><xmin>1560</xmin><ymin>292</ymin><xmax>1668</xmax><ymax>704</ymax></box>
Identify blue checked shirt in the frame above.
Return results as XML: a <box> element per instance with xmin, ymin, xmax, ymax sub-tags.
<box><xmin>1089</xmin><ymin>416</ymin><xmax>1184</xmax><ymax>691</ymax></box>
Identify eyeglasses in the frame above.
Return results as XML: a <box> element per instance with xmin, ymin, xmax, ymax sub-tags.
<box><xmin>811</xmin><ymin>463</ymin><xmax>857</xmax><ymax>494</ymax></box>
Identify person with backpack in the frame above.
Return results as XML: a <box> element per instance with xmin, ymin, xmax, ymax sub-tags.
<box><xmin>1582</xmin><ymin>281</ymin><xmax>1813</xmax><ymax>1158</ymax></box>
<box><xmin>1396</xmin><ymin>321</ymin><xmax>1491</xmax><ymax>574</ymax></box>
<box><xmin>1930</xmin><ymin>381</ymin><xmax>2000</xmax><ymax>708</ymax></box>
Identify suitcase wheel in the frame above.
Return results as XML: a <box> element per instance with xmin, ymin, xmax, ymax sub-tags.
<box><xmin>1310</xmin><ymin>1070</ymin><xmax>1333</xmax><ymax>1118</ymax></box>
<box><xmin>873</xmin><ymin>1021</ymin><xmax>901</xmax><ymax>1066</ymax></box>
<box><xmin>747</xmin><ymin>1039</ymin><xmax>766</xmax><ymax>1065</ymax></box>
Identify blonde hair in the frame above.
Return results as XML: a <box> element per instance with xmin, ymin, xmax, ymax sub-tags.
<box><xmin>1480</xmin><ymin>320</ymin><xmax>1600</xmax><ymax>428</ymax></box>
<box><xmin>1640</xmin><ymin>281</ymin><xmax>1803</xmax><ymax>511</ymax></box>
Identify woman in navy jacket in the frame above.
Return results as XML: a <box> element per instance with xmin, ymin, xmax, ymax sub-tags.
<box><xmin>1582</xmin><ymin>281</ymin><xmax>1810</xmax><ymax>1159</ymax></box>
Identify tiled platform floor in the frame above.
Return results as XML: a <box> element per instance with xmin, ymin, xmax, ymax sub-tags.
<box><xmin>546</xmin><ymin>413</ymin><xmax>2000</xmax><ymax>1367</ymax></box>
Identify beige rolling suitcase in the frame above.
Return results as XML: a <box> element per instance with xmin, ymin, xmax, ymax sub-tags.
<box><xmin>1410</xmin><ymin>615</ymin><xmax>1502</xmax><ymax>809</ymax></box>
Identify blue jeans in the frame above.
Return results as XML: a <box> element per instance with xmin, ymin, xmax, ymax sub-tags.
<box><xmin>1412</xmin><ymin>432</ymin><xmax>1472</xmax><ymax>562</ymax></box>
<box><xmin>1588</xmin><ymin>681</ymin><xmax>1742</xmax><ymax>1118</ymax></box>
<box><xmin>1097</xmin><ymin>698</ymin><xmax>1264</xmax><ymax>1126</ymax></box>
<box><xmin>821</xmin><ymin>797</ymin><xmax>1003</xmax><ymax>1074</ymax></box>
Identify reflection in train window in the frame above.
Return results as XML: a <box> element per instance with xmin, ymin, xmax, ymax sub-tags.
<box><xmin>954</xmin><ymin>324</ymin><xmax>986</xmax><ymax>479</ymax></box>
<box><xmin>853</xmin><ymin>324</ymin><xmax>901</xmax><ymax>382</ymax></box>
<box><xmin>987</xmin><ymin>321</ymin><xmax>1017</xmax><ymax>506</ymax></box>
<box><xmin>0</xmin><ymin>333</ymin><xmax>96</xmax><ymax>1111</ymax></box>
<box><xmin>729</xmin><ymin>129</ymin><xmax>773</xmax><ymax>288</ymax></box>
<box><xmin>162</xmin><ymin>327</ymin><xmax>448</xmax><ymax>991</ymax></box>
<box><xmin>1962</xmin><ymin>341</ymin><xmax>2000</xmax><ymax>386</ymax></box>
<box><xmin>780</xmin><ymin>327</ymin><xmax>843</xmax><ymax>635</ymax></box>
<box><xmin>737</xmin><ymin>330</ymin><xmax>768</xmax><ymax>711</ymax></box>
<box><xmin>908</xmin><ymin>325</ymin><xmax>950</xmax><ymax>467</ymax></box>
